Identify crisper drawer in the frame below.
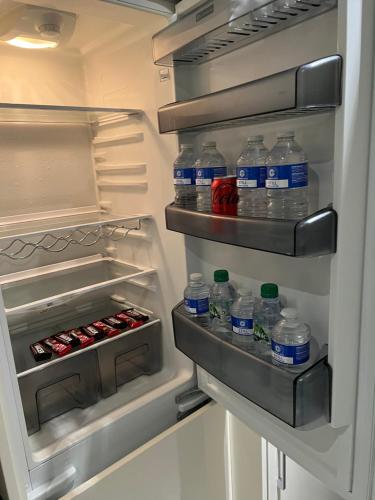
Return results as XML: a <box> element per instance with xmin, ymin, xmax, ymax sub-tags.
<box><xmin>16</xmin><ymin>308</ymin><xmax>162</xmax><ymax>435</ymax></box>
<box><xmin>172</xmin><ymin>303</ymin><xmax>330</xmax><ymax>428</ymax></box>
<box><xmin>19</xmin><ymin>351</ymin><xmax>99</xmax><ymax>436</ymax></box>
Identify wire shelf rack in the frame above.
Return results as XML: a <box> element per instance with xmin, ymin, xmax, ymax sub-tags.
<box><xmin>0</xmin><ymin>219</ymin><xmax>143</xmax><ymax>260</ymax></box>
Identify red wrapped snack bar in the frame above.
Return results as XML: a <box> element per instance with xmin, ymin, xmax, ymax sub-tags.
<box><xmin>115</xmin><ymin>312</ymin><xmax>143</xmax><ymax>329</ymax></box>
<box><xmin>92</xmin><ymin>321</ymin><xmax>121</xmax><ymax>338</ymax></box>
<box><xmin>55</xmin><ymin>331</ymin><xmax>81</xmax><ymax>348</ymax></box>
<box><xmin>30</xmin><ymin>342</ymin><xmax>52</xmax><ymax>362</ymax></box>
<box><xmin>43</xmin><ymin>337</ymin><xmax>72</xmax><ymax>357</ymax></box>
<box><xmin>122</xmin><ymin>308</ymin><xmax>149</xmax><ymax>322</ymax></box>
<box><xmin>66</xmin><ymin>329</ymin><xmax>94</xmax><ymax>348</ymax></box>
<box><xmin>103</xmin><ymin>315</ymin><xmax>128</xmax><ymax>329</ymax></box>
<box><xmin>82</xmin><ymin>324</ymin><xmax>105</xmax><ymax>341</ymax></box>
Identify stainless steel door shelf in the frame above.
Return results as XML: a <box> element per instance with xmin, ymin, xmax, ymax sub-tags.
<box><xmin>165</xmin><ymin>204</ymin><xmax>337</xmax><ymax>257</ymax></box>
<box><xmin>153</xmin><ymin>0</ymin><xmax>337</xmax><ymax>66</ymax></box>
<box><xmin>173</xmin><ymin>303</ymin><xmax>330</xmax><ymax>428</ymax></box>
<box><xmin>158</xmin><ymin>55</ymin><xmax>342</xmax><ymax>133</ymax></box>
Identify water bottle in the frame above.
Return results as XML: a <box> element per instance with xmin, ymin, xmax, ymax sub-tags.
<box><xmin>231</xmin><ymin>289</ymin><xmax>254</xmax><ymax>344</ymax></box>
<box><xmin>173</xmin><ymin>144</ymin><xmax>197</xmax><ymax>208</ymax></box>
<box><xmin>271</xmin><ymin>308</ymin><xmax>311</xmax><ymax>370</ymax></box>
<box><xmin>236</xmin><ymin>135</ymin><xmax>268</xmax><ymax>217</ymax></box>
<box><xmin>209</xmin><ymin>269</ymin><xmax>235</xmax><ymax>332</ymax></box>
<box><xmin>195</xmin><ymin>142</ymin><xmax>227</xmax><ymax>213</ymax></box>
<box><xmin>184</xmin><ymin>273</ymin><xmax>209</xmax><ymax>324</ymax></box>
<box><xmin>266</xmin><ymin>131</ymin><xmax>308</xmax><ymax>219</ymax></box>
<box><xmin>254</xmin><ymin>283</ymin><xmax>281</xmax><ymax>345</ymax></box>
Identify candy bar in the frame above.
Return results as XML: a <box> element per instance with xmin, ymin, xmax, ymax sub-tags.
<box><xmin>30</xmin><ymin>342</ymin><xmax>52</xmax><ymax>362</ymax></box>
<box><xmin>82</xmin><ymin>324</ymin><xmax>106</xmax><ymax>341</ymax></box>
<box><xmin>122</xmin><ymin>308</ymin><xmax>149</xmax><ymax>322</ymax></box>
<box><xmin>103</xmin><ymin>315</ymin><xmax>128</xmax><ymax>329</ymax></box>
<box><xmin>92</xmin><ymin>321</ymin><xmax>121</xmax><ymax>338</ymax></box>
<box><xmin>66</xmin><ymin>329</ymin><xmax>94</xmax><ymax>348</ymax></box>
<box><xmin>115</xmin><ymin>312</ymin><xmax>143</xmax><ymax>329</ymax></box>
<box><xmin>55</xmin><ymin>331</ymin><xmax>81</xmax><ymax>348</ymax></box>
<box><xmin>43</xmin><ymin>337</ymin><xmax>72</xmax><ymax>357</ymax></box>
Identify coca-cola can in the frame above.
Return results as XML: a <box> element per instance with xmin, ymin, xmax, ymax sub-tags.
<box><xmin>211</xmin><ymin>175</ymin><xmax>238</xmax><ymax>216</ymax></box>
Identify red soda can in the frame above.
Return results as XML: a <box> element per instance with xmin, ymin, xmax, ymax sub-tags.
<box><xmin>211</xmin><ymin>175</ymin><xmax>238</xmax><ymax>216</ymax></box>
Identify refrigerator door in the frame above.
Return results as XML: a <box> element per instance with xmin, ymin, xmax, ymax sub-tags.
<box><xmin>61</xmin><ymin>402</ymin><xmax>262</xmax><ymax>500</ymax></box>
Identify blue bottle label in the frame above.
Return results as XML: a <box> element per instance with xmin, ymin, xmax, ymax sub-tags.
<box><xmin>266</xmin><ymin>162</ymin><xmax>308</xmax><ymax>189</ymax></box>
<box><xmin>231</xmin><ymin>316</ymin><xmax>254</xmax><ymax>336</ymax></box>
<box><xmin>236</xmin><ymin>166</ymin><xmax>266</xmax><ymax>188</ymax></box>
<box><xmin>184</xmin><ymin>297</ymin><xmax>209</xmax><ymax>315</ymax></box>
<box><xmin>271</xmin><ymin>340</ymin><xmax>310</xmax><ymax>365</ymax></box>
<box><xmin>196</xmin><ymin>167</ymin><xmax>227</xmax><ymax>185</ymax></box>
<box><xmin>174</xmin><ymin>168</ymin><xmax>196</xmax><ymax>185</ymax></box>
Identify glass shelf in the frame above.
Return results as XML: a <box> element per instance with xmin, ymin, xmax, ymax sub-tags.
<box><xmin>0</xmin><ymin>254</ymin><xmax>156</xmax><ymax>318</ymax></box>
<box><xmin>0</xmin><ymin>103</ymin><xmax>142</xmax><ymax>125</ymax></box>
<box><xmin>0</xmin><ymin>211</ymin><xmax>150</xmax><ymax>260</ymax></box>
<box><xmin>0</xmin><ymin>212</ymin><xmax>149</xmax><ymax>241</ymax></box>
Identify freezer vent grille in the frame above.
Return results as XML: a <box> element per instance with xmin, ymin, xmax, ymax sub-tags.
<box><xmin>155</xmin><ymin>0</ymin><xmax>337</xmax><ymax>65</ymax></box>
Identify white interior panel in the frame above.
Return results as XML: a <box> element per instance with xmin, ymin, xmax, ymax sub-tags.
<box><xmin>0</xmin><ymin>45</ymin><xmax>86</xmax><ymax>106</ymax></box>
<box><xmin>62</xmin><ymin>403</ymin><xmax>227</xmax><ymax>500</ymax></box>
<box><xmin>228</xmin><ymin>413</ymin><xmax>262</xmax><ymax>500</ymax></box>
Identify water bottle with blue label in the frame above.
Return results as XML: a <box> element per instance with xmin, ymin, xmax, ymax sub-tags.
<box><xmin>236</xmin><ymin>135</ymin><xmax>268</xmax><ymax>217</ymax></box>
<box><xmin>266</xmin><ymin>131</ymin><xmax>308</xmax><ymax>219</ymax></box>
<box><xmin>173</xmin><ymin>144</ymin><xmax>197</xmax><ymax>209</ymax></box>
<box><xmin>184</xmin><ymin>273</ymin><xmax>209</xmax><ymax>324</ymax></box>
<box><xmin>209</xmin><ymin>269</ymin><xmax>235</xmax><ymax>332</ymax></box>
<box><xmin>271</xmin><ymin>308</ymin><xmax>311</xmax><ymax>370</ymax></box>
<box><xmin>254</xmin><ymin>283</ymin><xmax>281</xmax><ymax>345</ymax></box>
<box><xmin>231</xmin><ymin>289</ymin><xmax>254</xmax><ymax>345</ymax></box>
<box><xmin>195</xmin><ymin>141</ymin><xmax>227</xmax><ymax>213</ymax></box>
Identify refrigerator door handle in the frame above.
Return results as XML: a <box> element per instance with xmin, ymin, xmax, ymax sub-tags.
<box><xmin>28</xmin><ymin>466</ymin><xmax>76</xmax><ymax>500</ymax></box>
<box><xmin>277</xmin><ymin>449</ymin><xmax>286</xmax><ymax>491</ymax></box>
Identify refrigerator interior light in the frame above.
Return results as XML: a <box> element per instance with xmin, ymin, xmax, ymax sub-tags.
<box><xmin>0</xmin><ymin>4</ymin><xmax>76</xmax><ymax>50</ymax></box>
<box><xmin>6</xmin><ymin>37</ymin><xmax>58</xmax><ymax>49</ymax></box>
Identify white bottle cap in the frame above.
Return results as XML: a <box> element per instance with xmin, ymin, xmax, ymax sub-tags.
<box><xmin>277</xmin><ymin>130</ymin><xmax>295</xmax><ymax>139</ymax></box>
<box><xmin>190</xmin><ymin>273</ymin><xmax>203</xmax><ymax>281</ymax></box>
<box><xmin>238</xmin><ymin>288</ymin><xmax>252</xmax><ymax>297</ymax></box>
<box><xmin>280</xmin><ymin>307</ymin><xmax>298</xmax><ymax>319</ymax></box>
<box><xmin>203</xmin><ymin>141</ymin><xmax>216</xmax><ymax>148</ymax></box>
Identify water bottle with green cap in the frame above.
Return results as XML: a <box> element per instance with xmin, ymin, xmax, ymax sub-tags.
<box><xmin>209</xmin><ymin>269</ymin><xmax>235</xmax><ymax>332</ymax></box>
<box><xmin>254</xmin><ymin>282</ymin><xmax>281</xmax><ymax>344</ymax></box>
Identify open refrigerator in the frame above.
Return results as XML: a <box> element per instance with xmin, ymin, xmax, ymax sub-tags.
<box><xmin>0</xmin><ymin>1</ymin><xmax>374</xmax><ymax>499</ymax></box>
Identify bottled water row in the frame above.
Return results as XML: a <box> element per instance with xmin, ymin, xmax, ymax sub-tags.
<box><xmin>173</xmin><ymin>131</ymin><xmax>309</xmax><ymax>220</ymax></box>
<box><xmin>183</xmin><ymin>271</ymin><xmax>313</xmax><ymax>371</ymax></box>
